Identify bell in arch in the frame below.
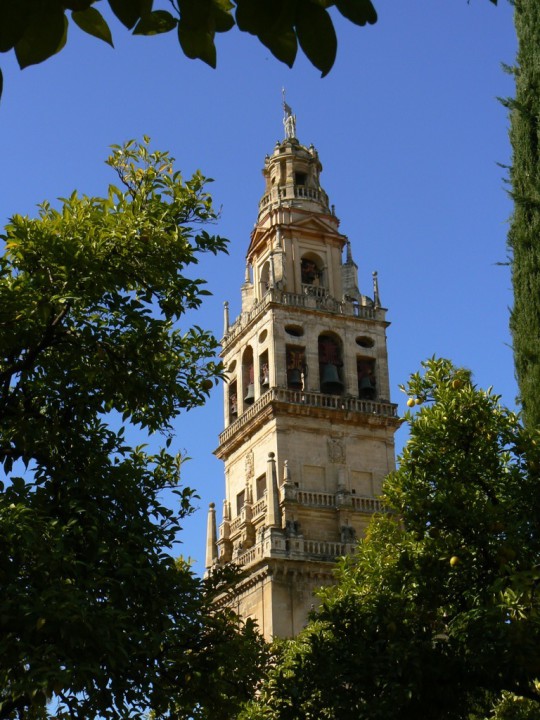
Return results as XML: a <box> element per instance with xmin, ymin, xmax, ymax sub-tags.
<box><xmin>244</xmin><ymin>384</ymin><xmax>255</xmax><ymax>405</ymax></box>
<box><xmin>287</xmin><ymin>368</ymin><xmax>303</xmax><ymax>389</ymax></box>
<box><xmin>359</xmin><ymin>375</ymin><xmax>375</xmax><ymax>400</ymax></box>
<box><xmin>321</xmin><ymin>364</ymin><xmax>344</xmax><ymax>395</ymax></box>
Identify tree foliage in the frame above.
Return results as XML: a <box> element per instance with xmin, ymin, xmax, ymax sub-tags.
<box><xmin>0</xmin><ymin>138</ymin><xmax>267</xmax><ymax>719</ymax></box>
<box><xmin>0</xmin><ymin>0</ymin><xmax>498</xmax><ymax>100</ymax></box>
<box><xmin>240</xmin><ymin>359</ymin><xmax>540</xmax><ymax>720</ymax></box>
<box><xmin>507</xmin><ymin>0</ymin><xmax>540</xmax><ymax>429</ymax></box>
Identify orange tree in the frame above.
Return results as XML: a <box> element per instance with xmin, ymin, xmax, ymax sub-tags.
<box><xmin>240</xmin><ymin>359</ymin><xmax>540</xmax><ymax>720</ymax></box>
<box><xmin>0</xmin><ymin>139</ymin><xmax>267</xmax><ymax>719</ymax></box>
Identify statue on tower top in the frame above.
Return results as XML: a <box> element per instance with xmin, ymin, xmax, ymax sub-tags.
<box><xmin>282</xmin><ymin>88</ymin><xmax>296</xmax><ymax>140</ymax></box>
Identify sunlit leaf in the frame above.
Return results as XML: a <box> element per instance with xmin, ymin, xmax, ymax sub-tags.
<box><xmin>72</xmin><ymin>6</ymin><xmax>114</xmax><ymax>46</ymax></box>
<box><xmin>134</xmin><ymin>10</ymin><xmax>177</xmax><ymax>35</ymax></box>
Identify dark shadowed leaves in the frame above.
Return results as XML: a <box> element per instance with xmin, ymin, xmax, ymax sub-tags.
<box><xmin>335</xmin><ymin>0</ymin><xmax>377</xmax><ymax>26</ymax></box>
<box><xmin>295</xmin><ymin>0</ymin><xmax>337</xmax><ymax>76</ymax></box>
<box><xmin>14</xmin><ymin>3</ymin><xmax>67</xmax><ymax>68</ymax></box>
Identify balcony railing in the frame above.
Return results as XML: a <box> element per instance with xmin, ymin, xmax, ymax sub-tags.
<box><xmin>222</xmin><ymin>289</ymin><xmax>380</xmax><ymax>349</ymax></box>
<box><xmin>218</xmin><ymin>387</ymin><xmax>398</xmax><ymax>446</ymax></box>
<box><xmin>235</xmin><ymin>536</ymin><xmax>355</xmax><ymax>569</ymax></box>
<box><xmin>259</xmin><ymin>184</ymin><xmax>328</xmax><ymax>211</ymax></box>
<box><xmin>296</xmin><ymin>490</ymin><xmax>335</xmax><ymax>507</ymax></box>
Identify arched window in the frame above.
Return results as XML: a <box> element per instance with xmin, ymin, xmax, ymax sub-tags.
<box><xmin>357</xmin><ymin>357</ymin><xmax>376</xmax><ymax>400</ymax></box>
<box><xmin>242</xmin><ymin>346</ymin><xmax>255</xmax><ymax>406</ymax></box>
<box><xmin>286</xmin><ymin>345</ymin><xmax>306</xmax><ymax>390</ymax></box>
<box><xmin>318</xmin><ymin>333</ymin><xmax>344</xmax><ymax>395</ymax></box>
<box><xmin>228</xmin><ymin>379</ymin><xmax>238</xmax><ymax>423</ymax></box>
<box><xmin>259</xmin><ymin>349</ymin><xmax>270</xmax><ymax>390</ymax></box>
<box><xmin>259</xmin><ymin>261</ymin><xmax>271</xmax><ymax>298</ymax></box>
<box><xmin>301</xmin><ymin>252</ymin><xmax>325</xmax><ymax>296</ymax></box>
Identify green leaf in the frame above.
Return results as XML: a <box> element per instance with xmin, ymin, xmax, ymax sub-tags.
<box><xmin>178</xmin><ymin>22</ymin><xmax>216</xmax><ymax>66</ymax></box>
<box><xmin>213</xmin><ymin>7</ymin><xmax>234</xmax><ymax>33</ymax></box>
<box><xmin>335</xmin><ymin>0</ymin><xmax>377</xmax><ymax>26</ymax></box>
<box><xmin>15</xmin><ymin>9</ymin><xmax>68</xmax><ymax>69</ymax></box>
<box><xmin>133</xmin><ymin>10</ymin><xmax>177</xmax><ymax>35</ymax></box>
<box><xmin>107</xmin><ymin>0</ymin><xmax>142</xmax><ymax>29</ymax></box>
<box><xmin>260</xmin><ymin>26</ymin><xmax>297</xmax><ymax>67</ymax></box>
<box><xmin>235</xmin><ymin>0</ymin><xmax>261</xmax><ymax>34</ymax></box>
<box><xmin>236</xmin><ymin>0</ymin><xmax>296</xmax><ymax>67</ymax></box>
<box><xmin>236</xmin><ymin>0</ymin><xmax>291</xmax><ymax>36</ymax></box>
<box><xmin>295</xmin><ymin>1</ymin><xmax>336</xmax><ymax>76</ymax></box>
<box><xmin>177</xmin><ymin>0</ymin><xmax>217</xmax><ymax>66</ymax></box>
<box><xmin>72</xmin><ymin>7</ymin><xmax>114</xmax><ymax>46</ymax></box>
<box><xmin>0</xmin><ymin>0</ymin><xmax>30</xmax><ymax>51</ymax></box>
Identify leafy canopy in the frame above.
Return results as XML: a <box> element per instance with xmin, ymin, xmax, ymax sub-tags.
<box><xmin>241</xmin><ymin>359</ymin><xmax>540</xmax><ymax>720</ymax></box>
<box><xmin>0</xmin><ymin>138</ymin><xmax>267</xmax><ymax>719</ymax></box>
<box><xmin>0</xmin><ymin>0</ymin><xmax>498</xmax><ymax>100</ymax></box>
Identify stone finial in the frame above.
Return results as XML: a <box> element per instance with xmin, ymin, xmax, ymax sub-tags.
<box><xmin>372</xmin><ymin>271</ymin><xmax>381</xmax><ymax>308</ymax></box>
<box><xmin>282</xmin><ymin>459</ymin><xmax>297</xmax><ymax>502</ymax></box>
<box><xmin>205</xmin><ymin>502</ymin><xmax>218</xmax><ymax>569</ymax></box>
<box><xmin>269</xmin><ymin>253</ymin><xmax>276</xmax><ymax>288</ymax></box>
<box><xmin>223</xmin><ymin>301</ymin><xmax>230</xmax><ymax>335</ymax></box>
<box><xmin>345</xmin><ymin>239</ymin><xmax>353</xmax><ymax>264</ymax></box>
<box><xmin>266</xmin><ymin>452</ymin><xmax>281</xmax><ymax>528</ymax></box>
<box><xmin>283</xmin><ymin>460</ymin><xmax>292</xmax><ymax>485</ymax></box>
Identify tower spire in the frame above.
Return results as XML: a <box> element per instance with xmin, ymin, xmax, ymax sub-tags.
<box><xmin>282</xmin><ymin>88</ymin><xmax>297</xmax><ymax>140</ymax></box>
<box><xmin>212</xmin><ymin>126</ymin><xmax>399</xmax><ymax>639</ymax></box>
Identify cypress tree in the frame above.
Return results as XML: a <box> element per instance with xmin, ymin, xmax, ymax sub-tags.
<box><xmin>508</xmin><ymin>0</ymin><xmax>540</xmax><ymax>428</ymax></box>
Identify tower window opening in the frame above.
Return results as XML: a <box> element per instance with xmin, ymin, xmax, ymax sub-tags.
<box><xmin>259</xmin><ymin>260</ymin><xmax>271</xmax><ymax>298</ymax></box>
<box><xmin>242</xmin><ymin>346</ymin><xmax>255</xmax><ymax>406</ymax></box>
<box><xmin>285</xmin><ymin>324</ymin><xmax>304</xmax><ymax>337</ymax></box>
<box><xmin>301</xmin><ymin>259</ymin><xmax>319</xmax><ymax>285</ymax></box>
<box><xmin>357</xmin><ymin>357</ymin><xmax>376</xmax><ymax>400</ymax></box>
<box><xmin>259</xmin><ymin>350</ymin><xmax>270</xmax><ymax>389</ymax></box>
<box><xmin>236</xmin><ymin>490</ymin><xmax>245</xmax><ymax>516</ymax></box>
<box><xmin>256</xmin><ymin>474</ymin><xmax>267</xmax><ymax>501</ymax></box>
<box><xmin>319</xmin><ymin>334</ymin><xmax>344</xmax><ymax>395</ymax></box>
<box><xmin>300</xmin><ymin>253</ymin><xmax>324</xmax><ymax>290</ymax></box>
<box><xmin>228</xmin><ymin>379</ymin><xmax>238</xmax><ymax>423</ymax></box>
<box><xmin>295</xmin><ymin>171</ymin><xmax>307</xmax><ymax>186</ymax></box>
<box><xmin>279</xmin><ymin>159</ymin><xmax>286</xmax><ymax>182</ymax></box>
<box><xmin>286</xmin><ymin>345</ymin><xmax>306</xmax><ymax>390</ymax></box>
<box><xmin>356</xmin><ymin>335</ymin><xmax>375</xmax><ymax>349</ymax></box>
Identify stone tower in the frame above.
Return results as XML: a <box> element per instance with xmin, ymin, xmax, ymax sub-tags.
<box><xmin>205</xmin><ymin>104</ymin><xmax>399</xmax><ymax>640</ymax></box>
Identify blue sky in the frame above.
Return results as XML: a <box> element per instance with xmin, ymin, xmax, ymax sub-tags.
<box><xmin>1</xmin><ymin>0</ymin><xmax>517</xmax><ymax>571</ymax></box>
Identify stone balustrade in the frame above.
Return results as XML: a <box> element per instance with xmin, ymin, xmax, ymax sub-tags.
<box><xmin>251</xmin><ymin>497</ymin><xmax>267</xmax><ymax>518</ymax></box>
<box><xmin>296</xmin><ymin>490</ymin><xmax>335</xmax><ymax>507</ymax></box>
<box><xmin>229</xmin><ymin>515</ymin><xmax>243</xmax><ymax>534</ymax></box>
<box><xmin>235</xmin><ymin>536</ymin><xmax>355</xmax><ymax>568</ymax></box>
<box><xmin>219</xmin><ymin>387</ymin><xmax>397</xmax><ymax>445</ymax></box>
<box><xmin>351</xmin><ymin>496</ymin><xmax>383</xmax><ymax>512</ymax></box>
<box><xmin>259</xmin><ymin>184</ymin><xmax>328</xmax><ymax>211</ymax></box>
<box><xmin>222</xmin><ymin>288</ymin><xmax>382</xmax><ymax>350</ymax></box>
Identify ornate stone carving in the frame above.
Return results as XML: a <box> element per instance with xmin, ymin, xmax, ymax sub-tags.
<box><xmin>245</xmin><ymin>450</ymin><xmax>254</xmax><ymax>479</ymax></box>
<box><xmin>328</xmin><ymin>437</ymin><xmax>345</xmax><ymax>464</ymax></box>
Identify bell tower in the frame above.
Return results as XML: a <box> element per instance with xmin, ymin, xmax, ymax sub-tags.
<box><xmin>206</xmin><ymin>103</ymin><xmax>399</xmax><ymax>639</ymax></box>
